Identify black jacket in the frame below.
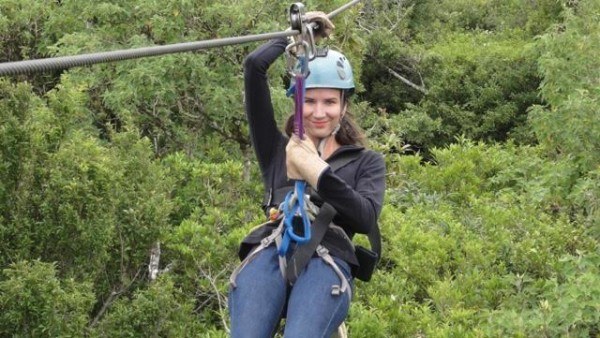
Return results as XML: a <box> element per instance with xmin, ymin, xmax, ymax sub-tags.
<box><xmin>242</xmin><ymin>38</ymin><xmax>386</xmax><ymax>266</ymax></box>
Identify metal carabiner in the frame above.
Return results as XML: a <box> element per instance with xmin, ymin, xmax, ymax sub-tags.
<box><xmin>304</xmin><ymin>26</ymin><xmax>317</xmax><ymax>61</ymax></box>
<box><xmin>285</xmin><ymin>40</ymin><xmax>310</xmax><ymax>77</ymax></box>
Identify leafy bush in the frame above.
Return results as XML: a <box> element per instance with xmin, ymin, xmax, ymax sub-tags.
<box><xmin>569</xmin><ymin>168</ymin><xmax>600</xmax><ymax>238</ymax></box>
<box><xmin>0</xmin><ymin>260</ymin><xmax>94</xmax><ymax>337</ymax></box>
<box><xmin>530</xmin><ymin>0</ymin><xmax>600</xmax><ymax>173</ymax></box>
<box><xmin>482</xmin><ymin>254</ymin><xmax>600</xmax><ymax>337</ymax></box>
<box><xmin>350</xmin><ymin>140</ymin><xmax>598</xmax><ymax>336</ymax></box>
<box><xmin>89</xmin><ymin>276</ymin><xmax>206</xmax><ymax>337</ymax></box>
<box><xmin>1</xmin><ymin>1</ymin><xmax>599</xmax><ymax>337</ymax></box>
<box><xmin>362</xmin><ymin>30</ymin><xmax>542</xmax><ymax>151</ymax></box>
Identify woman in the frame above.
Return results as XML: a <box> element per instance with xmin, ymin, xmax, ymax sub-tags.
<box><xmin>228</xmin><ymin>13</ymin><xmax>385</xmax><ymax>338</ymax></box>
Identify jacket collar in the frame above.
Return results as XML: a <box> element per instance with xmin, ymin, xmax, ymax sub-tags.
<box><xmin>326</xmin><ymin>144</ymin><xmax>365</xmax><ymax>161</ymax></box>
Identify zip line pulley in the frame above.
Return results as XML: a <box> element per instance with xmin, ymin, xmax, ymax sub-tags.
<box><xmin>0</xmin><ymin>0</ymin><xmax>361</xmax><ymax>77</ymax></box>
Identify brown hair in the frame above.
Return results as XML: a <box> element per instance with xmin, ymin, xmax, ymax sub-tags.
<box><xmin>284</xmin><ymin>90</ymin><xmax>366</xmax><ymax>146</ymax></box>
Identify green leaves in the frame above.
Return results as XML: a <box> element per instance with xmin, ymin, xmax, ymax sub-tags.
<box><xmin>89</xmin><ymin>276</ymin><xmax>204</xmax><ymax>337</ymax></box>
<box><xmin>350</xmin><ymin>139</ymin><xmax>599</xmax><ymax>336</ymax></box>
<box><xmin>1</xmin><ymin>0</ymin><xmax>599</xmax><ymax>336</ymax></box>
<box><xmin>0</xmin><ymin>260</ymin><xmax>94</xmax><ymax>337</ymax></box>
<box><xmin>484</xmin><ymin>254</ymin><xmax>600</xmax><ymax>337</ymax></box>
<box><xmin>530</xmin><ymin>0</ymin><xmax>600</xmax><ymax>173</ymax></box>
<box><xmin>363</xmin><ymin>29</ymin><xmax>543</xmax><ymax>150</ymax></box>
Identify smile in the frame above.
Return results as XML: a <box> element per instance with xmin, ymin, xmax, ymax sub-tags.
<box><xmin>311</xmin><ymin>121</ymin><xmax>329</xmax><ymax>128</ymax></box>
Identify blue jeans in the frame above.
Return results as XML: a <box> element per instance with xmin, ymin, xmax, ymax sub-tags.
<box><xmin>228</xmin><ymin>245</ymin><xmax>353</xmax><ymax>338</ymax></box>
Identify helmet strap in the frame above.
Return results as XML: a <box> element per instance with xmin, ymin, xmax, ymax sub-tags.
<box><xmin>318</xmin><ymin>138</ymin><xmax>326</xmax><ymax>156</ymax></box>
<box><xmin>332</xmin><ymin>122</ymin><xmax>341</xmax><ymax>136</ymax></box>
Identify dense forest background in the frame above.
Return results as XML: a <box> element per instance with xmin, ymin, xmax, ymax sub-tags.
<box><xmin>1</xmin><ymin>0</ymin><xmax>598</xmax><ymax>337</ymax></box>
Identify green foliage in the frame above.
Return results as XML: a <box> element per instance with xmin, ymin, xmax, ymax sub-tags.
<box><xmin>39</xmin><ymin>131</ymin><xmax>120</xmax><ymax>275</ymax></box>
<box><xmin>530</xmin><ymin>0</ymin><xmax>600</xmax><ymax>172</ymax></box>
<box><xmin>0</xmin><ymin>0</ymin><xmax>59</xmax><ymax>61</ymax></box>
<box><xmin>0</xmin><ymin>79</ymin><xmax>68</xmax><ymax>264</ymax></box>
<box><xmin>569</xmin><ymin>168</ymin><xmax>600</xmax><ymax>238</ymax></box>
<box><xmin>361</xmin><ymin>23</ymin><xmax>543</xmax><ymax>151</ymax></box>
<box><xmin>89</xmin><ymin>276</ymin><xmax>205</xmax><ymax>337</ymax></box>
<box><xmin>0</xmin><ymin>260</ymin><xmax>94</xmax><ymax>337</ymax></box>
<box><xmin>0</xmin><ymin>76</ymin><xmax>174</xmax><ymax>297</ymax></box>
<box><xmin>1</xmin><ymin>1</ymin><xmax>599</xmax><ymax>337</ymax></box>
<box><xmin>484</xmin><ymin>254</ymin><xmax>600</xmax><ymax>337</ymax></box>
<box><xmin>160</xmin><ymin>153</ymin><xmax>263</xmax><ymax>328</ymax></box>
<box><xmin>351</xmin><ymin>140</ymin><xmax>598</xmax><ymax>336</ymax></box>
<box><xmin>0</xmin><ymin>1</ymin><xmax>68</xmax><ymax>93</ymax></box>
<box><xmin>357</xmin><ymin>0</ymin><xmax>568</xmax><ymax>154</ymax></box>
<box><xmin>407</xmin><ymin>0</ymin><xmax>563</xmax><ymax>40</ymax></box>
<box><xmin>162</xmin><ymin>153</ymin><xmax>262</xmax><ymax>228</ymax></box>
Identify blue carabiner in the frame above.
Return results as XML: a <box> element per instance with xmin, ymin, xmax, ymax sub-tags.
<box><xmin>277</xmin><ymin>181</ymin><xmax>312</xmax><ymax>257</ymax></box>
<box><xmin>286</xmin><ymin>180</ymin><xmax>311</xmax><ymax>244</ymax></box>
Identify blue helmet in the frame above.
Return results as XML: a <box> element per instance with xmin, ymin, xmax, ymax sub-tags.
<box><xmin>287</xmin><ymin>48</ymin><xmax>355</xmax><ymax>96</ymax></box>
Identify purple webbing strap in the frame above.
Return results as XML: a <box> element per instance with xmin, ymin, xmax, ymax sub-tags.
<box><xmin>293</xmin><ymin>73</ymin><xmax>305</xmax><ymax>138</ymax></box>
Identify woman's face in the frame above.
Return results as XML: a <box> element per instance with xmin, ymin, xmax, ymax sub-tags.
<box><xmin>302</xmin><ymin>88</ymin><xmax>346</xmax><ymax>144</ymax></box>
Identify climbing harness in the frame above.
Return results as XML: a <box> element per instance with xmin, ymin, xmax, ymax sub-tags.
<box><xmin>229</xmin><ymin>202</ymin><xmax>352</xmax><ymax>299</ymax></box>
<box><xmin>0</xmin><ymin>0</ymin><xmax>361</xmax><ymax>76</ymax></box>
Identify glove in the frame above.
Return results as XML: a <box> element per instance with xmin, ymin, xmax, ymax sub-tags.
<box><xmin>305</xmin><ymin>11</ymin><xmax>335</xmax><ymax>40</ymax></box>
<box><xmin>286</xmin><ymin>135</ymin><xmax>329</xmax><ymax>188</ymax></box>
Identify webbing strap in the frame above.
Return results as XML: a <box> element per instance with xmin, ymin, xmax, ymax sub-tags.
<box><xmin>316</xmin><ymin>245</ymin><xmax>352</xmax><ymax>299</ymax></box>
<box><xmin>368</xmin><ymin>220</ymin><xmax>382</xmax><ymax>261</ymax></box>
<box><xmin>285</xmin><ymin>202</ymin><xmax>337</xmax><ymax>284</ymax></box>
<box><xmin>229</xmin><ymin>218</ymin><xmax>285</xmax><ymax>288</ymax></box>
<box><xmin>230</xmin><ymin>223</ymin><xmax>352</xmax><ymax>299</ymax></box>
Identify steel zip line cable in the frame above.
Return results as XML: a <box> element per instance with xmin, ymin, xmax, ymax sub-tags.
<box><xmin>0</xmin><ymin>0</ymin><xmax>360</xmax><ymax>77</ymax></box>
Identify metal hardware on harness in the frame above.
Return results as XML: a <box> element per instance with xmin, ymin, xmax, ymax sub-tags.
<box><xmin>316</xmin><ymin>245</ymin><xmax>352</xmax><ymax>299</ymax></box>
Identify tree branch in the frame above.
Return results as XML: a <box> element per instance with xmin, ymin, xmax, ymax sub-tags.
<box><xmin>149</xmin><ymin>241</ymin><xmax>161</xmax><ymax>281</ymax></box>
<box><xmin>89</xmin><ymin>289</ymin><xmax>121</xmax><ymax>328</ymax></box>
<box><xmin>88</xmin><ymin>267</ymin><xmax>144</xmax><ymax>328</ymax></box>
<box><xmin>386</xmin><ymin>66</ymin><xmax>428</xmax><ymax>94</ymax></box>
<box><xmin>197</xmin><ymin>267</ymin><xmax>230</xmax><ymax>334</ymax></box>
